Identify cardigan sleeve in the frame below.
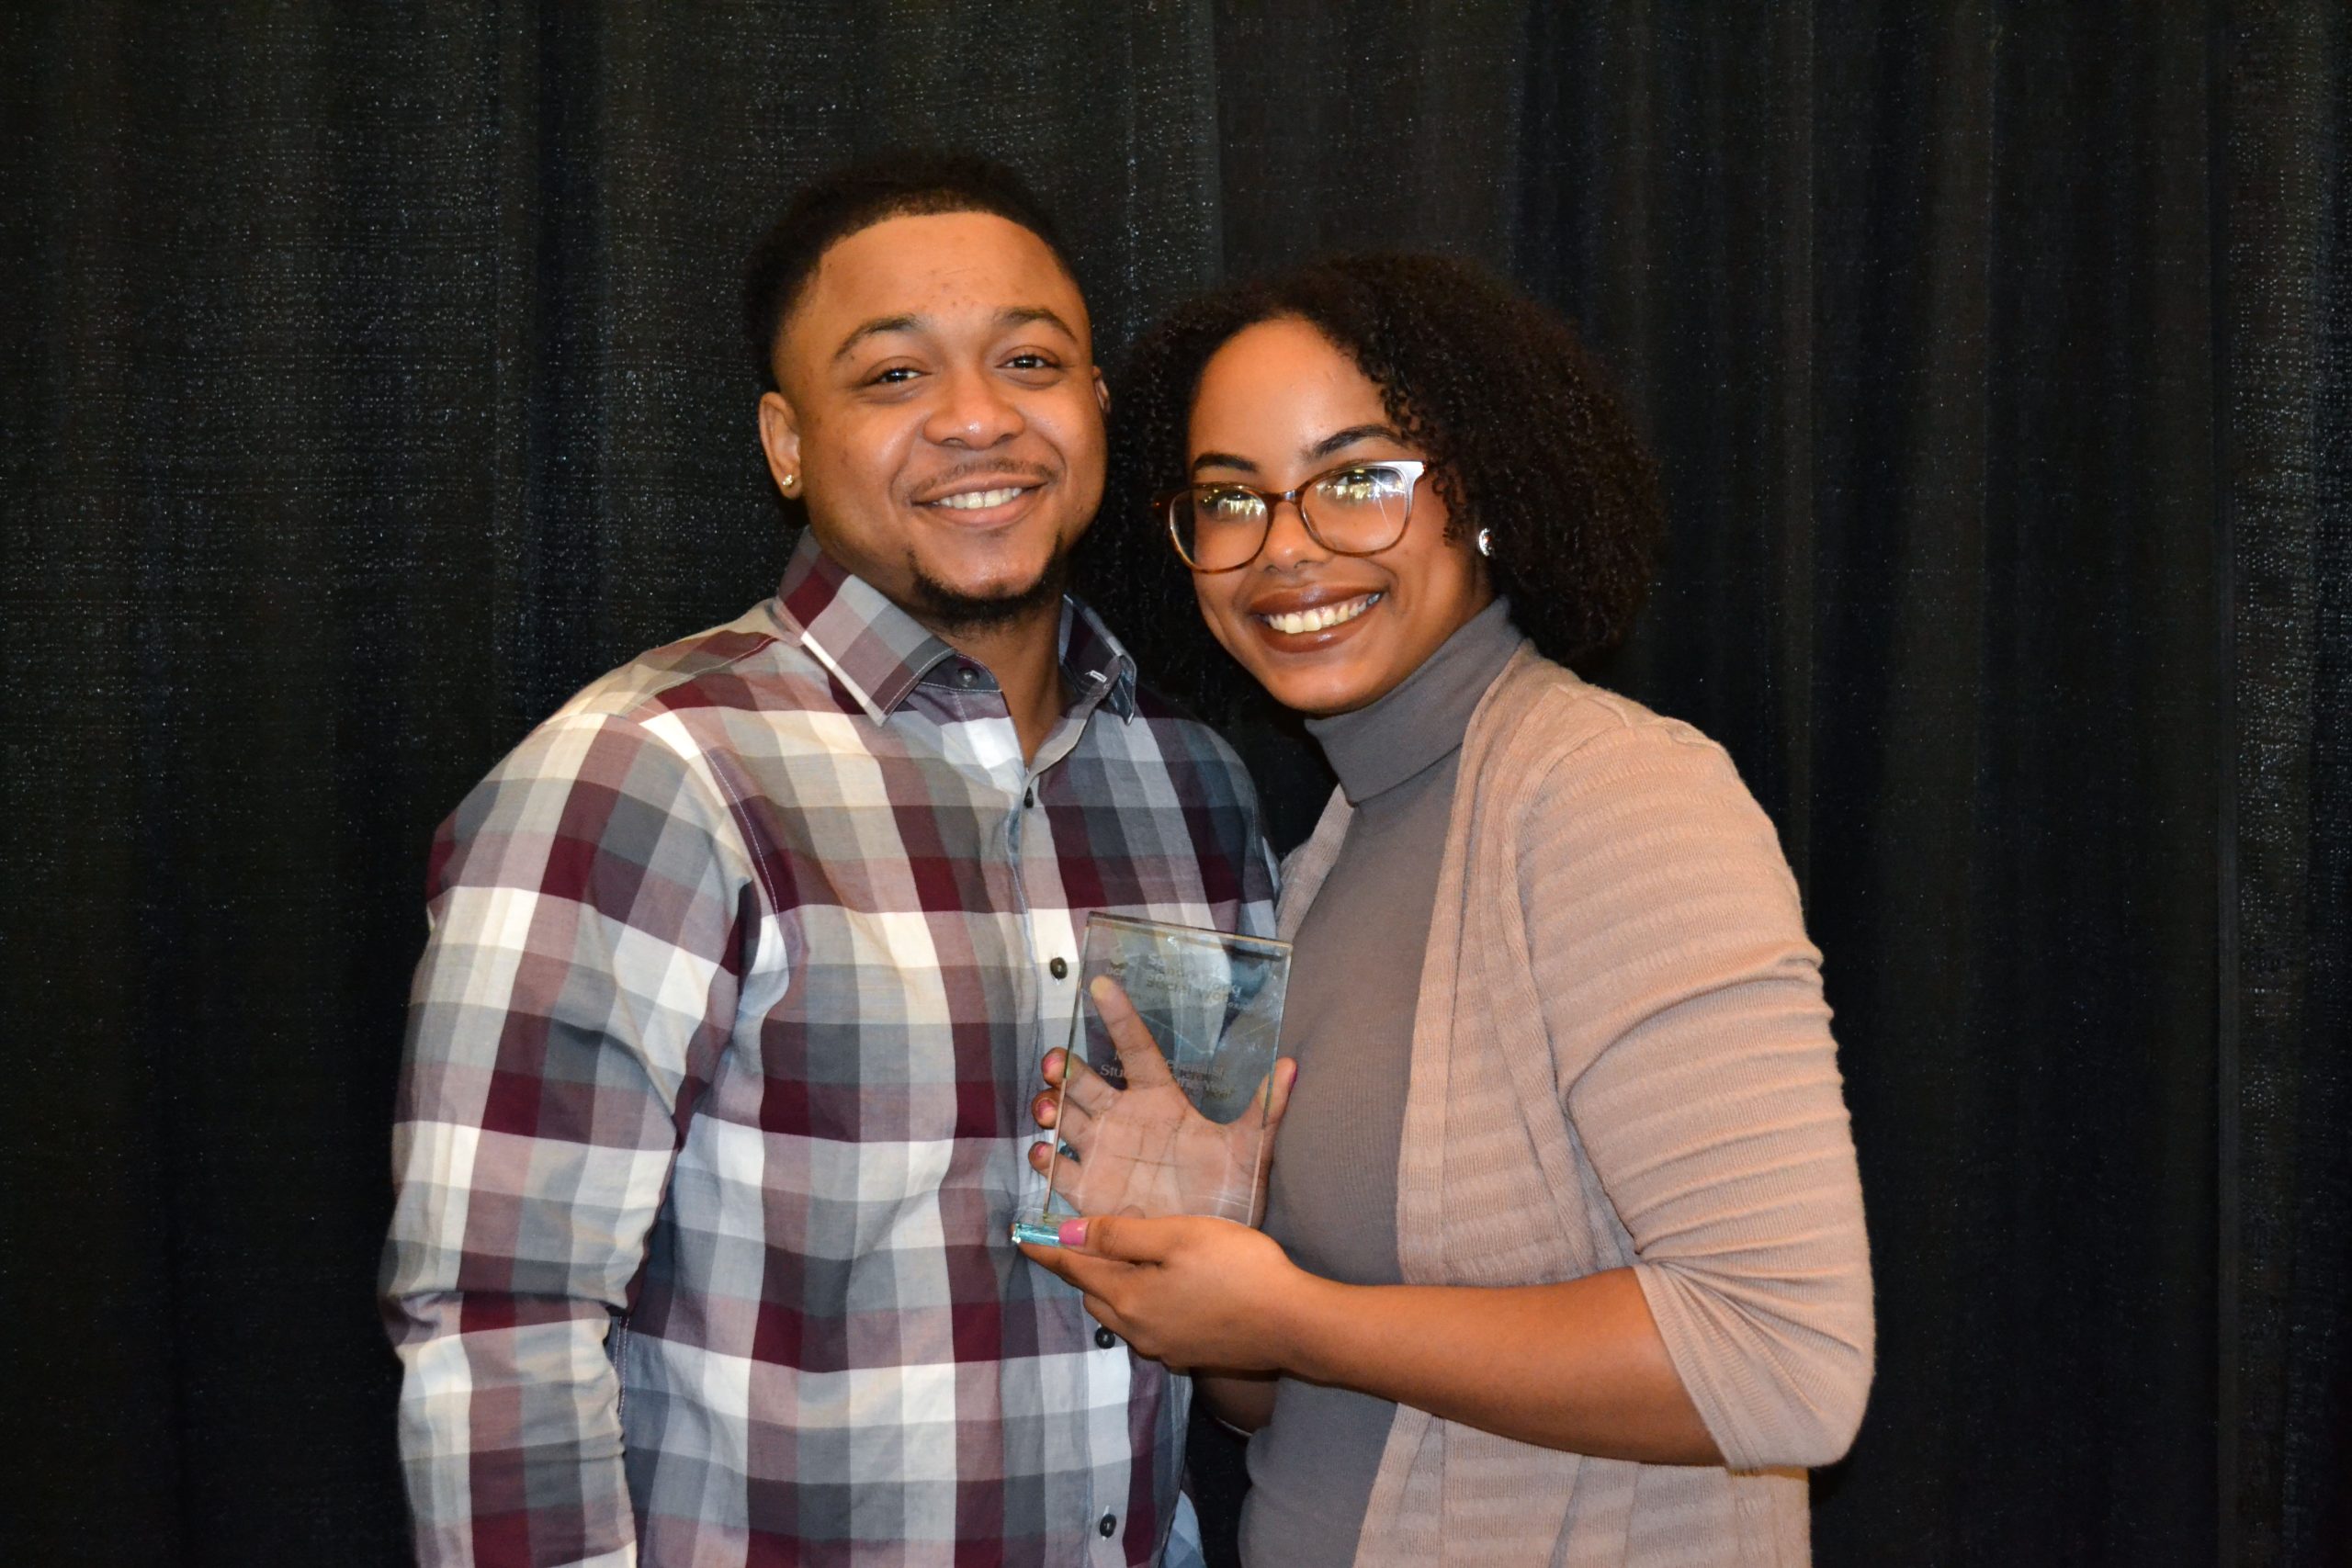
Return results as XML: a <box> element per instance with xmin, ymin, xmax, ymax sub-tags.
<box><xmin>1518</xmin><ymin>715</ymin><xmax>1873</xmax><ymax>1471</ymax></box>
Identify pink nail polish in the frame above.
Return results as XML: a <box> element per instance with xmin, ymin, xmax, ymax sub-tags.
<box><xmin>1057</xmin><ymin>1218</ymin><xmax>1089</xmax><ymax>1248</ymax></box>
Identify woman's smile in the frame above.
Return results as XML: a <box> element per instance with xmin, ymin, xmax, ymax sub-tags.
<box><xmin>1250</xmin><ymin>589</ymin><xmax>1384</xmax><ymax>638</ymax></box>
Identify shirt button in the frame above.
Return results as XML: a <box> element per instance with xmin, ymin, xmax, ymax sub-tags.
<box><xmin>956</xmin><ymin>664</ymin><xmax>978</xmax><ymax>688</ymax></box>
<box><xmin>1050</xmin><ymin>957</ymin><xmax>1069</xmax><ymax>980</ymax></box>
<box><xmin>1098</xmin><ymin>1513</ymin><xmax>1117</xmax><ymax>1538</ymax></box>
<box><xmin>1094</xmin><ymin>1325</ymin><xmax>1117</xmax><ymax>1349</ymax></box>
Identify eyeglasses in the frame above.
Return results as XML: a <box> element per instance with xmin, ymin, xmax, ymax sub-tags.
<box><xmin>1158</xmin><ymin>458</ymin><xmax>1430</xmax><ymax>573</ymax></box>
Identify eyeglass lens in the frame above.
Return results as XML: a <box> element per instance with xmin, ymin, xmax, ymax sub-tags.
<box><xmin>1170</xmin><ymin>463</ymin><xmax>1417</xmax><ymax>570</ymax></box>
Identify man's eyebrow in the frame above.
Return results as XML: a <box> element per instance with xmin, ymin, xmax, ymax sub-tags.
<box><xmin>1305</xmin><ymin>423</ymin><xmax>1402</xmax><ymax>460</ymax></box>
<box><xmin>832</xmin><ymin>314</ymin><xmax>923</xmax><ymax>363</ymax></box>
<box><xmin>998</xmin><ymin>305</ymin><xmax>1080</xmax><ymax>340</ymax></box>
<box><xmin>830</xmin><ymin>305</ymin><xmax>1082</xmax><ymax>365</ymax></box>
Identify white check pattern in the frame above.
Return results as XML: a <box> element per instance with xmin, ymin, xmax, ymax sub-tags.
<box><xmin>384</xmin><ymin>534</ymin><xmax>1274</xmax><ymax>1567</ymax></box>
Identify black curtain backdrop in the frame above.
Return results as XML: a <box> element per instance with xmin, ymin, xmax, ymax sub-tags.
<box><xmin>1</xmin><ymin>5</ymin><xmax>2344</xmax><ymax>1565</ymax></box>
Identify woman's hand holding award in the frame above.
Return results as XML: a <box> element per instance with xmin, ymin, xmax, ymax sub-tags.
<box><xmin>1013</xmin><ymin>913</ymin><xmax>1294</xmax><ymax>1245</ymax></box>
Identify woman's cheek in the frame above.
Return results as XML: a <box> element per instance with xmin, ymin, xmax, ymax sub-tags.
<box><xmin>1195</xmin><ymin>584</ymin><xmax>1253</xmax><ymax>669</ymax></box>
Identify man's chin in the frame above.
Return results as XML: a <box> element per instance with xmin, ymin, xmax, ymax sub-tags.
<box><xmin>906</xmin><ymin>552</ymin><xmax>1070</xmax><ymax>640</ymax></box>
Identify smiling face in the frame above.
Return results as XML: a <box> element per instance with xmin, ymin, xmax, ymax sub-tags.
<box><xmin>757</xmin><ymin>210</ymin><xmax>1107</xmax><ymax>637</ymax></box>
<box><xmin>1185</xmin><ymin>316</ymin><xmax>1493</xmax><ymax>717</ymax></box>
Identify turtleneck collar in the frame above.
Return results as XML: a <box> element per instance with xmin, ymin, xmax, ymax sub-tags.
<box><xmin>1305</xmin><ymin>597</ymin><xmax>1523</xmax><ymax>804</ymax></box>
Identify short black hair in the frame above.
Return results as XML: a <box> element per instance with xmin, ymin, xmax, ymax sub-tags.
<box><xmin>1083</xmin><ymin>252</ymin><xmax>1664</xmax><ymax>722</ymax></box>
<box><xmin>741</xmin><ymin>151</ymin><xmax>1080</xmax><ymax>393</ymax></box>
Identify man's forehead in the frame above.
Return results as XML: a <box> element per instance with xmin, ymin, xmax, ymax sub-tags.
<box><xmin>794</xmin><ymin>210</ymin><xmax>1090</xmax><ymax>349</ymax></box>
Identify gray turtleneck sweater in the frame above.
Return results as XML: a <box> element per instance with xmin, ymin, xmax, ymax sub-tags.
<box><xmin>1238</xmin><ymin>597</ymin><xmax>1521</xmax><ymax>1567</ymax></box>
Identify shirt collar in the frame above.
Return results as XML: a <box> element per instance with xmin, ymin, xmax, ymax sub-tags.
<box><xmin>1056</xmin><ymin>593</ymin><xmax>1141</xmax><ymax>722</ymax></box>
<box><xmin>772</xmin><ymin>530</ymin><xmax>1137</xmax><ymax>724</ymax></box>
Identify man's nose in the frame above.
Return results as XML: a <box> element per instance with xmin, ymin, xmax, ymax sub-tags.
<box><xmin>924</xmin><ymin>366</ymin><xmax>1025</xmax><ymax>447</ymax></box>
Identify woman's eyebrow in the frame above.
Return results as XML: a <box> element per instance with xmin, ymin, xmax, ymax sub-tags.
<box><xmin>1190</xmin><ymin>424</ymin><xmax>1404</xmax><ymax>476</ymax></box>
<box><xmin>1304</xmin><ymin>423</ymin><xmax>1402</xmax><ymax>461</ymax></box>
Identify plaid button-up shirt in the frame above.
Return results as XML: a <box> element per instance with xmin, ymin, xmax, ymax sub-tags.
<box><xmin>384</xmin><ymin>533</ymin><xmax>1275</xmax><ymax>1568</ymax></box>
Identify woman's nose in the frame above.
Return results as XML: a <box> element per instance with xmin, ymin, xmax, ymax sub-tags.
<box><xmin>1254</xmin><ymin>493</ymin><xmax>1327</xmax><ymax>568</ymax></box>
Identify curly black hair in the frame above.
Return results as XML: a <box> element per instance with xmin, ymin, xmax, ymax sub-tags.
<box><xmin>741</xmin><ymin>151</ymin><xmax>1077</xmax><ymax>393</ymax></box>
<box><xmin>1080</xmin><ymin>253</ymin><xmax>1663</xmax><ymax>722</ymax></box>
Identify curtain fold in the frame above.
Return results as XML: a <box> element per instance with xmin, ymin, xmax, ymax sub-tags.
<box><xmin>2</xmin><ymin>4</ymin><xmax>2343</xmax><ymax>1563</ymax></box>
<box><xmin>2219</xmin><ymin>6</ymin><xmax>2352</xmax><ymax>1564</ymax></box>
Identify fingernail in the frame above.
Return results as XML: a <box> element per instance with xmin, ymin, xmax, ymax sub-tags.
<box><xmin>1089</xmin><ymin>976</ymin><xmax>1113</xmax><ymax>1003</ymax></box>
<box><xmin>1058</xmin><ymin>1218</ymin><xmax>1089</xmax><ymax>1248</ymax></box>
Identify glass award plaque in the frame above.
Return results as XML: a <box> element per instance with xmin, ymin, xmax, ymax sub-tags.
<box><xmin>1012</xmin><ymin>912</ymin><xmax>1291</xmax><ymax>1247</ymax></box>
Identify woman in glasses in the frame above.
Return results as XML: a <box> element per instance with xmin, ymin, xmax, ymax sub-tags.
<box><xmin>1026</xmin><ymin>254</ymin><xmax>1872</xmax><ymax>1566</ymax></box>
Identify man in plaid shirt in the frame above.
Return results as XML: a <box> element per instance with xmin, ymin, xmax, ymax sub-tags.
<box><xmin>383</xmin><ymin>154</ymin><xmax>1274</xmax><ymax>1567</ymax></box>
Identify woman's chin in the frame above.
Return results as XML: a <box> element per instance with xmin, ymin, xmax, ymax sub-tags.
<box><xmin>1211</xmin><ymin>616</ymin><xmax>1408</xmax><ymax>716</ymax></box>
<box><xmin>1250</xmin><ymin>661</ymin><xmax>1396</xmax><ymax>718</ymax></box>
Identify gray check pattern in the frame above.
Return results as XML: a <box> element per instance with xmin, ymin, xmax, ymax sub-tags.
<box><xmin>384</xmin><ymin>533</ymin><xmax>1275</xmax><ymax>1568</ymax></box>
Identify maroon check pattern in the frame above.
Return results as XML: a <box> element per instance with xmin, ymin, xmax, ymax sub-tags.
<box><xmin>384</xmin><ymin>534</ymin><xmax>1275</xmax><ymax>1567</ymax></box>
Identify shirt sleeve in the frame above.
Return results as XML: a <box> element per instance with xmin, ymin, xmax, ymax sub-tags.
<box><xmin>382</xmin><ymin>710</ymin><xmax>751</xmax><ymax>1566</ymax></box>
<box><xmin>1521</xmin><ymin>719</ymin><xmax>1874</xmax><ymax>1471</ymax></box>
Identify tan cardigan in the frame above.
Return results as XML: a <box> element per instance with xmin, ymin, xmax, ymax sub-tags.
<box><xmin>1274</xmin><ymin>648</ymin><xmax>1873</xmax><ymax>1567</ymax></box>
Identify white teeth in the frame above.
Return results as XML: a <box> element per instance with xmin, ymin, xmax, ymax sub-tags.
<box><xmin>933</xmin><ymin>487</ymin><xmax>1024</xmax><ymax>511</ymax></box>
<box><xmin>1261</xmin><ymin>594</ymin><xmax>1379</xmax><ymax>636</ymax></box>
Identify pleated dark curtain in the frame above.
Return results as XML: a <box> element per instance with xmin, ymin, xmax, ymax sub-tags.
<box><xmin>1</xmin><ymin>4</ymin><xmax>2343</xmax><ymax>1564</ymax></box>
